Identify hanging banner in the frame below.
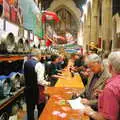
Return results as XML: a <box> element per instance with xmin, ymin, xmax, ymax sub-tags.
<box><xmin>42</xmin><ymin>11</ymin><xmax>60</xmax><ymax>23</ymax></box>
<box><xmin>3</xmin><ymin>0</ymin><xmax>21</xmax><ymax>24</ymax></box>
<box><xmin>3</xmin><ymin>0</ymin><xmax>10</xmax><ymax>19</ymax></box>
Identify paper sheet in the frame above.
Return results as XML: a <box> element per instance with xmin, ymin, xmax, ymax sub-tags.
<box><xmin>67</xmin><ymin>97</ymin><xmax>85</xmax><ymax>110</ymax></box>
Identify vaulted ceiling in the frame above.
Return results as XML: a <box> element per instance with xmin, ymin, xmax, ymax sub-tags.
<box><xmin>40</xmin><ymin>0</ymin><xmax>86</xmax><ymax>10</ymax></box>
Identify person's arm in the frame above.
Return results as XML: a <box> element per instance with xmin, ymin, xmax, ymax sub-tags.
<box><xmin>51</xmin><ymin>74</ymin><xmax>64</xmax><ymax>79</ymax></box>
<box><xmin>85</xmin><ymin>87</ymin><xmax>119</xmax><ymax>120</ymax></box>
<box><xmin>35</xmin><ymin>63</ymin><xmax>50</xmax><ymax>86</ymax></box>
<box><xmin>98</xmin><ymin>88</ymin><xmax>119</xmax><ymax>120</ymax></box>
<box><xmin>84</xmin><ymin>106</ymin><xmax>106</xmax><ymax>120</ymax></box>
<box><xmin>81</xmin><ymin>98</ymin><xmax>97</xmax><ymax>106</ymax></box>
<box><xmin>89</xmin><ymin>99</ymin><xmax>97</xmax><ymax>106</ymax></box>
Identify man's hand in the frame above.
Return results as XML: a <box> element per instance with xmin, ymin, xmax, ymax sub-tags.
<box><xmin>84</xmin><ymin>106</ymin><xmax>95</xmax><ymax>116</ymax></box>
<box><xmin>81</xmin><ymin>98</ymin><xmax>90</xmax><ymax>105</ymax></box>
<box><xmin>84</xmin><ymin>106</ymin><xmax>105</xmax><ymax>120</ymax></box>
<box><xmin>94</xmin><ymin>89</ymin><xmax>103</xmax><ymax>96</ymax></box>
<box><xmin>47</xmin><ymin>82</ymin><xmax>51</xmax><ymax>86</ymax></box>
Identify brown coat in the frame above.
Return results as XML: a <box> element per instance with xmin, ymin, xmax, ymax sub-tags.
<box><xmin>83</xmin><ymin>68</ymin><xmax>111</xmax><ymax>106</ymax></box>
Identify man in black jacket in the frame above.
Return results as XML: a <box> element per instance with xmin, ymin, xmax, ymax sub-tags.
<box><xmin>24</xmin><ymin>53</ymin><xmax>39</xmax><ymax>120</ymax></box>
<box><xmin>24</xmin><ymin>49</ymin><xmax>50</xmax><ymax>120</ymax></box>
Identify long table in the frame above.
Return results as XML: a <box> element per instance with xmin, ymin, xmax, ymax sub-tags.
<box><xmin>55</xmin><ymin>71</ymin><xmax>84</xmax><ymax>88</ymax></box>
<box><xmin>39</xmin><ymin>71</ymin><xmax>89</xmax><ymax>120</ymax></box>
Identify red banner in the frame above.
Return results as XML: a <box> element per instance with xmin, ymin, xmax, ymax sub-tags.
<box><xmin>3</xmin><ymin>0</ymin><xmax>10</xmax><ymax>19</ymax></box>
<box><xmin>42</xmin><ymin>11</ymin><xmax>60</xmax><ymax>23</ymax></box>
<box><xmin>10</xmin><ymin>6</ymin><xmax>17</xmax><ymax>23</ymax></box>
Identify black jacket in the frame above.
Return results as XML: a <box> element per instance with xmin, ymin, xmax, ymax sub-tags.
<box><xmin>24</xmin><ymin>59</ymin><xmax>38</xmax><ymax>104</ymax></box>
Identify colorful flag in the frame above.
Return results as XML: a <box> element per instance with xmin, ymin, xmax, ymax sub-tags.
<box><xmin>33</xmin><ymin>13</ymin><xmax>44</xmax><ymax>38</ymax></box>
<box><xmin>42</xmin><ymin>11</ymin><xmax>60</xmax><ymax>23</ymax></box>
<box><xmin>18</xmin><ymin>0</ymin><xmax>40</xmax><ymax>30</ymax></box>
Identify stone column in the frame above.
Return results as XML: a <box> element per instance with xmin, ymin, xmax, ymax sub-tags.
<box><xmin>90</xmin><ymin>0</ymin><xmax>99</xmax><ymax>43</ymax></box>
<box><xmin>85</xmin><ymin>3</ymin><xmax>91</xmax><ymax>51</ymax></box>
<box><xmin>85</xmin><ymin>19</ymin><xmax>91</xmax><ymax>51</ymax></box>
<box><xmin>102</xmin><ymin>0</ymin><xmax>112</xmax><ymax>51</ymax></box>
<box><xmin>83</xmin><ymin>15</ymin><xmax>87</xmax><ymax>51</ymax></box>
<box><xmin>112</xmin><ymin>15</ymin><xmax>120</xmax><ymax>50</ymax></box>
<box><xmin>112</xmin><ymin>17</ymin><xmax>117</xmax><ymax>50</ymax></box>
<box><xmin>83</xmin><ymin>24</ymin><xmax>86</xmax><ymax>50</ymax></box>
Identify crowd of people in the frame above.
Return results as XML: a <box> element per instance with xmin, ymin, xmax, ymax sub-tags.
<box><xmin>23</xmin><ymin>48</ymin><xmax>120</xmax><ymax>120</ymax></box>
<box><xmin>23</xmin><ymin>49</ymin><xmax>68</xmax><ymax>120</ymax></box>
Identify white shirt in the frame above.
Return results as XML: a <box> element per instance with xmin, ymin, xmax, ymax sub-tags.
<box><xmin>33</xmin><ymin>58</ymin><xmax>48</xmax><ymax>86</ymax></box>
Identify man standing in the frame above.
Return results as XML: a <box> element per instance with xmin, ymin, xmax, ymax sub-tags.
<box><xmin>24</xmin><ymin>49</ymin><xmax>49</xmax><ymax>120</ymax></box>
<box><xmin>80</xmin><ymin>54</ymin><xmax>111</xmax><ymax>110</ymax></box>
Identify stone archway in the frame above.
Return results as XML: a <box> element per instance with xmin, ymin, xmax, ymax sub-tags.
<box><xmin>53</xmin><ymin>5</ymin><xmax>80</xmax><ymax>28</ymax></box>
<box><xmin>47</xmin><ymin>0</ymin><xmax>81</xmax><ymax>27</ymax></box>
<box><xmin>53</xmin><ymin>7</ymin><xmax>78</xmax><ymax>36</ymax></box>
<box><xmin>47</xmin><ymin>0</ymin><xmax>81</xmax><ymax>40</ymax></box>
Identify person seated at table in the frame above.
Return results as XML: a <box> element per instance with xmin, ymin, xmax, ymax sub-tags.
<box><xmin>70</xmin><ymin>53</ymin><xmax>90</xmax><ymax>86</ymax></box>
<box><xmin>67</xmin><ymin>53</ymin><xmax>82</xmax><ymax>71</ymax></box>
<box><xmin>46</xmin><ymin>55</ymin><xmax>63</xmax><ymax>86</ymax></box>
<box><xmin>60</xmin><ymin>54</ymin><xmax>68</xmax><ymax>69</ymax></box>
<box><xmin>84</xmin><ymin>51</ymin><xmax>120</xmax><ymax>120</ymax></box>
<box><xmin>56</xmin><ymin>56</ymin><xmax>63</xmax><ymax>70</ymax></box>
<box><xmin>70</xmin><ymin>53</ymin><xmax>80</xmax><ymax>66</ymax></box>
<box><xmin>79</xmin><ymin>53</ymin><xmax>111</xmax><ymax>110</ymax></box>
<box><xmin>75</xmin><ymin>55</ymin><xmax>89</xmax><ymax>86</ymax></box>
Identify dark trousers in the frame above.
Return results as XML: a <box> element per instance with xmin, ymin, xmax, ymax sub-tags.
<box><xmin>25</xmin><ymin>87</ymin><xmax>46</xmax><ymax>120</ymax></box>
<box><xmin>37</xmin><ymin>102</ymin><xmax>46</xmax><ymax>117</ymax></box>
<box><xmin>25</xmin><ymin>88</ymin><xmax>38</xmax><ymax>120</ymax></box>
<box><xmin>26</xmin><ymin>101</ymin><xmax>35</xmax><ymax>120</ymax></box>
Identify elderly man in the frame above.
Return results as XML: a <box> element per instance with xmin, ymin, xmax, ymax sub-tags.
<box><xmin>24</xmin><ymin>49</ymin><xmax>50</xmax><ymax>120</ymax></box>
<box><xmin>80</xmin><ymin>53</ymin><xmax>110</xmax><ymax>110</ymax></box>
<box><xmin>84</xmin><ymin>51</ymin><xmax>120</xmax><ymax>120</ymax></box>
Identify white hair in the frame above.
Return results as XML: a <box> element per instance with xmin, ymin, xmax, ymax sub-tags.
<box><xmin>86</xmin><ymin>53</ymin><xmax>101</xmax><ymax>64</ymax></box>
<box><xmin>108</xmin><ymin>51</ymin><xmax>120</xmax><ymax>73</ymax></box>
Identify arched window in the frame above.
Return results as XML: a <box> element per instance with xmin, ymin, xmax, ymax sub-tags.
<box><xmin>47</xmin><ymin>8</ymin><xmax>78</xmax><ymax>39</ymax></box>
